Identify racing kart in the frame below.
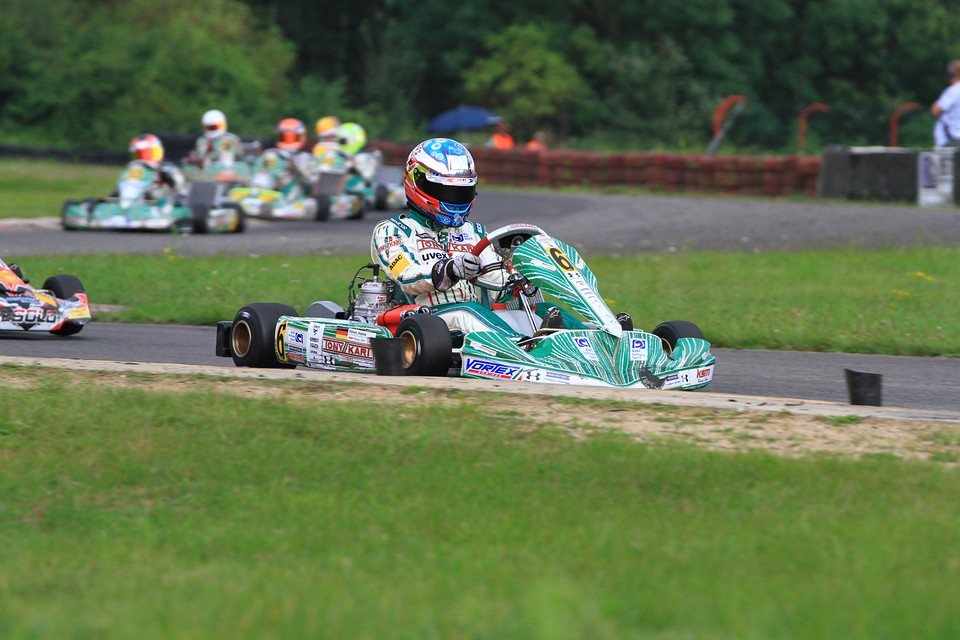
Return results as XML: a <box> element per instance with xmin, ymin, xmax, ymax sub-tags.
<box><xmin>62</xmin><ymin>162</ymin><xmax>244</xmax><ymax>233</ymax></box>
<box><xmin>0</xmin><ymin>259</ymin><xmax>91</xmax><ymax>336</ymax></box>
<box><xmin>312</xmin><ymin>147</ymin><xmax>405</xmax><ymax>220</ymax></box>
<box><xmin>225</xmin><ymin>150</ymin><xmax>321</xmax><ymax>221</ymax></box>
<box><xmin>215</xmin><ymin>224</ymin><xmax>715</xmax><ymax>390</ymax></box>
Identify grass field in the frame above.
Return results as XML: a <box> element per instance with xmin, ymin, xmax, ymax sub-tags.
<box><xmin>0</xmin><ymin>159</ymin><xmax>119</xmax><ymax>218</ymax></box>
<box><xmin>1</xmin><ymin>367</ymin><xmax>959</xmax><ymax>639</ymax></box>
<box><xmin>12</xmin><ymin>245</ymin><xmax>960</xmax><ymax>356</ymax></box>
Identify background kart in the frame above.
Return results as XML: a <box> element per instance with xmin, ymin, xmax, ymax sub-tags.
<box><xmin>62</xmin><ymin>162</ymin><xmax>244</xmax><ymax>233</ymax></box>
<box><xmin>0</xmin><ymin>259</ymin><xmax>91</xmax><ymax>336</ymax></box>
<box><xmin>312</xmin><ymin>147</ymin><xmax>405</xmax><ymax>220</ymax></box>
<box><xmin>215</xmin><ymin>224</ymin><xmax>716</xmax><ymax>390</ymax></box>
<box><xmin>225</xmin><ymin>150</ymin><xmax>320</xmax><ymax>221</ymax></box>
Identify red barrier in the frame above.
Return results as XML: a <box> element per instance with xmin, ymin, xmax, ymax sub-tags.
<box><xmin>369</xmin><ymin>140</ymin><xmax>821</xmax><ymax>198</ymax></box>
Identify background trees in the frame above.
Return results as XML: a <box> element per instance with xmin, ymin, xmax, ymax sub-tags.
<box><xmin>1</xmin><ymin>0</ymin><xmax>958</xmax><ymax>153</ymax></box>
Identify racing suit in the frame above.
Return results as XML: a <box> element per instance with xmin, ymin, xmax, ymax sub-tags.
<box><xmin>190</xmin><ymin>132</ymin><xmax>244</xmax><ymax>169</ymax></box>
<box><xmin>370</xmin><ymin>209</ymin><xmax>520</xmax><ymax>336</ymax></box>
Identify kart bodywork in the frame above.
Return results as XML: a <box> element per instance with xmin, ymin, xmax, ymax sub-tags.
<box><xmin>62</xmin><ymin>163</ymin><xmax>243</xmax><ymax>233</ymax></box>
<box><xmin>312</xmin><ymin>147</ymin><xmax>405</xmax><ymax>220</ymax></box>
<box><xmin>225</xmin><ymin>150</ymin><xmax>320</xmax><ymax>221</ymax></box>
<box><xmin>215</xmin><ymin>224</ymin><xmax>715</xmax><ymax>390</ymax></box>
<box><xmin>0</xmin><ymin>259</ymin><xmax>91</xmax><ymax>335</ymax></box>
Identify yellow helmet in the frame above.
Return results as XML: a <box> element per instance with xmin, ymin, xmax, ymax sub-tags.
<box><xmin>315</xmin><ymin>115</ymin><xmax>341</xmax><ymax>139</ymax></box>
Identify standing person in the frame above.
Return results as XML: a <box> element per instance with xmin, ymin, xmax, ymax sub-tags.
<box><xmin>487</xmin><ymin>122</ymin><xmax>515</xmax><ymax>149</ymax></box>
<box><xmin>525</xmin><ymin>131</ymin><xmax>547</xmax><ymax>151</ymax></box>
<box><xmin>931</xmin><ymin>60</ymin><xmax>960</xmax><ymax>147</ymax></box>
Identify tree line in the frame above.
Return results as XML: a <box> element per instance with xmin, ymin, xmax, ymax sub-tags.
<box><xmin>2</xmin><ymin>0</ymin><xmax>958</xmax><ymax>153</ymax></box>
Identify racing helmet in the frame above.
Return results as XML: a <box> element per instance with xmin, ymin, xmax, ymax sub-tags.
<box><xmin>337</xmin><ymin>122</ymin><xmax>367</xmax><ymax>156</ymax></box>
<box><xmin>276</xmin><ymin>118</ymin><xmax>307</xmax><ymax>151</ymax></box>
<box><xmin>315</xmin><ymin>115</ymin><xmax>341</xmax><ymax>141</ymax></box>
<box><xmin>129</xmin><ymin>134</ymin><xmax>164</xmax><ymax>166</ymax></box>
<box><xmin>404</xmin><ymin>138</ymin><xmax>477</xmax><ymax>227</ymax></box>
<box><xmin>202</xmin><ymin>109</ymin><xmax>227</xmax><ymax>139</ymax></box>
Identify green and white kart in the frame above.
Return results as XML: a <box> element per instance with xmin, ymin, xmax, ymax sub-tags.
<box><xmin>312</xmin><ymin>147</ymin><xmax>405</xmax><ymax>219</ymax></box>
<box><xmin>225</xmin><ymin>150</ymin><xmax>321</xmax><ymax>221</ymax></box>
<box><xmin>215</xmin><ymin>224</ymin><xmax>716</xmax><ymax>390</ymax></box>
<box><xmin>62</xmin><ymin>162</ymin><xmax>244</xmax><ymax>233</ymax></box>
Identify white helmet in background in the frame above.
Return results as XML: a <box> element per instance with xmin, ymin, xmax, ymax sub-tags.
<box><xmin>202</xmin><ymin>109</ymin><xmax>227</xmax><ymax>139</ymax></box>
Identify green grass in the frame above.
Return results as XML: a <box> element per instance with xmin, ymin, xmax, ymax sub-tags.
<box><xmin>12</xmin><ymin>245</ymin><xmax>960</xmax><ymax>356</ymax></box>
<box><xmin>1</xmin><ymin>369</ymin><xmax>959</xmax><ymax>639</ymax></box>
<box><xmin>0</xmin><ymin>159</ymin><xmax>119</xmax><ymax>218</ymax></box>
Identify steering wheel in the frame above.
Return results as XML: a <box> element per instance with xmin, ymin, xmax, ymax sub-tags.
<box><xmin>470</xmin><ymin>223</ymin><xmax>546</xmax><ymax>290</ymax></box>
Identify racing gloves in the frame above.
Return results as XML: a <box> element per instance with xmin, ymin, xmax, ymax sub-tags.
<box><xmin>431</xmin><ymin>253</ymin><xmax>482</xmax><ymax>291</ymax></box>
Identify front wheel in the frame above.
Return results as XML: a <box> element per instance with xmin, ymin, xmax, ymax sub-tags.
<box><xmin>230</xmin><ymin>302</ymin><xmax>298</xmax><ymax>368</ymax></box>
<box><xmin>374</xmin><ymin>184</ymin><xmax>389</xmax><ymax>211</ymax></box>
<box><xmin>395</xmin><ymin>314</ymin><xmax>452</xmax><ymax>376</ymax></box>
<box><xmin>652</xmin><ymin>320</ymin><xmax>705</xmax><ymax>354</ymax></box>
<box><xmin>43</xmin><ymin>275</ymin><xmax>86</xmax><ymax>336</ymax></box>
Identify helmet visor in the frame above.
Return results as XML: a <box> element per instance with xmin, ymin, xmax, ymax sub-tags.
<box><xmin>204</xmin><ymin>123</ymin><xmax>223</xmax><ymax>132</ymax></box>
<box><xmin>415</xmin><ymin>171</ymin><xmax>476</xmax><ymax>205</ymax></box>
<box><xmin>134</xmin><ymin>145</ymin><xmax>163</xmax><ymax>163</ymax></box>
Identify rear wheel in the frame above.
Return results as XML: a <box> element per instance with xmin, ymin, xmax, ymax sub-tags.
<box><xmin>43</xmin><ymin>275</ymin><xmax>86</xmax><ymax>336</ymax></box>
<box><xmin>374</xmin><ymin>184</ymin><xmax>389</xmax><ymax>210</ymax></box>
<box><xmin>395</xmin><ymin>314</ymin><xmax>452</xmax><ymax>376</ymax></box>
<box><xmin>61</xmin><ymin>200</ymin><xmax>78</xmax><ymax>230</ymax></box>
<box><xmin>230</xmin><ymin>302</ymin><xmax>298</xmax><ymax>368</ymax></box>
<box><xmin>314</xmin><ymin>193</ymin><xmax>331</xmax><ymax>221</ymax></box>
<box><xmin>652</xmin><ymin>320</ymin><xmax>705</xmax><ymax>354</ymax></box>
<box><xmin>223</xmin><ymin>203</ymin><xmax>246</xmax><ymax>233</ymax></box>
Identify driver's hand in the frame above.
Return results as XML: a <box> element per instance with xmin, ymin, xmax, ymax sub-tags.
<box><xmin>449</xmin><ymin>253</ymin><xmax>482</xmax><ymax>280</ymax></box>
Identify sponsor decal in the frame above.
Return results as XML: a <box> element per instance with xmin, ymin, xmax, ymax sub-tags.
<box><xmin>416</xmin><ymin>238</ymin><xmax>444</xmax><ymax>251</ymax></box>
<box><xmin>290</xmin><ymin>329</ymin><xmax>304</xmax><ymax>345</ymax></box>
<box><xmin>450</xmin><ymin>232</ymin><xmax>470</xmax><ymax>243</ymax></box>
<box><xmin>464</xmin><ymin>358</ymin><xmax>520</xmax><ymax>380</ymax></box>
<box><xmin>393</xmin><ymin>218</ymin><xmax>411</xmax><ymax>233</ymax></box>
<box><xmin>322</xmin><ymin>338</ymin><xmax>373</xmax><ymax>360</ymax></box>
<box><xmin>335</xmin><ymin>326</ymin><xmax>350</xmax><ymax>340</ymax></box>
<box><xmin>0</xmin><ymin>307</ymin><xmax>59</xmax><ymax>324</ymax></box>
<box><xmin>469</xmin><ymin>343</ymin><xmax>498</xmax><ymax>356</ymax></box>
<box><xmin>347</xmin><ymin>328</ymin><xmax>376</xmax><ymax>343</ymax></box>
<box><xmin>447</xmin><ymin>243</ymin><xmax>473</xmax><ymax>253</ymax></box>
<box><xmin>545</xmin><ymin>371</ymin><xmax>572</xmax><ymax>384</ymax></box>
<box><xmin>573</xmin><ymin>336</ymin><xmax>599</xmax><ymax>361</ymax></box>
<box><xmin>420</xmin><ymin>251</ymin><xmax>447</xmax><ymax>262</ymax></box>
<box><xmin>388</xmin><ymin>253</ymin><xmax>410</xmax><ymax>277</ymax></box>
<box><xmin>377</xmin><ymin>237</ymin><xmax>403</xmax><ymax>254</ymax></box>
<box><xmin>630</xmin><ymin>337</ymin><xmax>647</xmax><ymax>361</ymax></box>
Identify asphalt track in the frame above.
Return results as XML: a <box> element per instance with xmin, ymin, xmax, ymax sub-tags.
<box><xmin>2</xmin><ymin>190</ymin><xmax>959</xmax><ymax>415</ymax></box>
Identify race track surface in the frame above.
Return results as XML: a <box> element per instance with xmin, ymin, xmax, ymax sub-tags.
<box><xmin>2</xmin><ymin>190</ymin><xmax>959</xmax><ymax>414</ymax></box>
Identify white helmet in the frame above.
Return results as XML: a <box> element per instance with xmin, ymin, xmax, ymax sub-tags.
<box><xmin>202</xmin><ymin>109</ymin><xmax>227</xmax><ymax>139</ymax></box>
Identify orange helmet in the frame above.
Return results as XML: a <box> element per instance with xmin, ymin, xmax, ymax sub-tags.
<box><xmin>276</xmin><ymin>118</ymin><xmax>306</xmax><ymax>151</ymax></box>
<box><xmin>129</xmin><ymin>134</ymin><xmax>164</xmax><ymax>165</ymax></box>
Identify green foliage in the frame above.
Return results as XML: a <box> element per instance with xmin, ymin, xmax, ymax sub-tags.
<box><xmin>3</xmin><ymin>0</ymin><xmax>960</xmax><ymax>151</ymax></box>
<box><xmin>464</xmin><ymin>24</ymin><xmax>590</xmax><ymax>139</ymax></box>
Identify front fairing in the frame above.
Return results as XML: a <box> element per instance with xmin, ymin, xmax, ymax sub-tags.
<box><xmin>0</xmin><ymin>281</ymin><xmax>91</xmax><ymax>332</ymax></box>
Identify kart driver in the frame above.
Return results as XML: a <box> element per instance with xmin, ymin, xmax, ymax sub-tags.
<box><xmin>370</xmin><ymin>138</ymin><xmax>535</xmax><ymax>337</ymax></box>
<box><xmin>312</xmin><ymin>115</ymin><xmax>341</xmax><ymax>157</ymax></box>
<box><xmin>128</xmin><ymin>134</ymin><xmax>186</xmax><ymax>202</ymax></box>
<box><xmin>188</xmin><ymin>109</ymin><xmax>244</xmax><ymax>169</ymax></box>
<box><xmin>259</xmin><ymin>118</ymin><xmax>317</xmax><ymax>197</ymax></box>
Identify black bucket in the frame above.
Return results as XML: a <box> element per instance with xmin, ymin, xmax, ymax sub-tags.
<box><xmin>844</xmin><ymin>368</ymin><xmax>882</xmax><ymax>406</ymax></box>
<box><xmin>371</xmin><ymin>337</ymin><xmax>404</xmax><ymax>376</ymax></box>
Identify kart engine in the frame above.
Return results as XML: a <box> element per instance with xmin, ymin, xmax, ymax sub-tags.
<box><xmin>349</xmin><ymin>279</ymin><xmax>391</xmax><ymax>323</ymax></box>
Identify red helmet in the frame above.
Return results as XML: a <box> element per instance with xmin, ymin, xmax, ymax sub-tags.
<box><xmin>129</xmin><ymin>134</ymin><xmax>164</xmax><ymax>165</ymax></box>
<box><xmin>276</xmin><ymin>118</ymin><xmax>306</xmax><ymax>151</ymax></box>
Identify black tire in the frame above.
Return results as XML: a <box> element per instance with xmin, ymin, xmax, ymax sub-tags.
<box><xmin>314</xmin><ymin>193</ymin><xmax>331</xmax><ymax>221</ymax></box>
<box><xmin>395</xmin><ymin>314</ymin><xmax>452</xmax><ymax>376</ymax></box>
<box><xmin>223</xmin><ymin>203</ymin><xmax>246</xmax><ymax>233</ymax></box>
<box><xmin>191</xmin><ymin>207</ymin><xmax>210</xmax><ymax>234</ymax></box>
<box><xmin>652</xmin><ymin>320</ymin><xmax>705</xmax><ymax>354</ymax></box>
<box><xmin>230</xmin><ymin>302</ymin><xmax>298</xmax><ymax>368</ymax></box>
<box><xmin>374</xmin><ymin>184</ymin><xmax>389</xmax><ymax>211</ymax></box>
<box><xmin>352</xmin><ymin>197</ymin><xmax>367</xmax><ymax>221</ymax></box>
<box><xmin>187</xmin><ymin>181</ymin><xmax>220</xmax><ymax>234</ymax></box>
<box><xmin>43</xmin><ymin>275</ymin><xmax>86</xmax><ymax>336</ymax></box>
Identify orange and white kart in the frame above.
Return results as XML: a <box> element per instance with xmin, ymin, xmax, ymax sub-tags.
<box><xmin>0</xmin><ymin>259</ymin><xmax>91</xmax><ymax>336</ymax></box>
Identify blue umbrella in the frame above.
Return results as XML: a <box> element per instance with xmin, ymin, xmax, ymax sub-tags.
<box><xmin>425</xmin><ymin>106</ymin><xmax>502</xmax><ymax>134</ymax></box>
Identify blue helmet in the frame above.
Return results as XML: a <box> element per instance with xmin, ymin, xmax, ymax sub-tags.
<box><xmin>403</xmin><ymin>138</ymin><xmax>477</xmax><ymax>227</ymax></box>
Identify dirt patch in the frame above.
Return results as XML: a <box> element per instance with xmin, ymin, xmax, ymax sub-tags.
<box><xmin>3</xmin><ymin>364</ymin><xmax>958</xmax><ymax>464</ymax></box>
